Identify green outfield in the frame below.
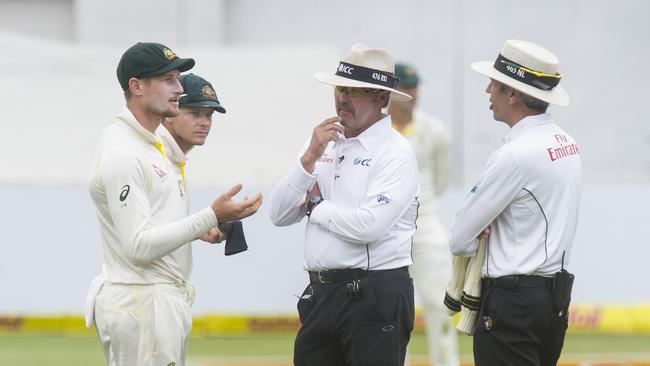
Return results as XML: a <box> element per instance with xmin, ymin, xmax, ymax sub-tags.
<box><xmin>1</xmin><ymin>332</ymin><xmax>649</xmax><ymax>366</ymax></box>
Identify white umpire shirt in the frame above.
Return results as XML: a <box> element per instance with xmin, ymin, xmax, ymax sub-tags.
<box><xmin>449</xmin><ymin>113</ymin><xmax>581</xmax><ymax>277</ymax></box>
<box><xmin>270</xmin><ymin>115</ymin><xmax>420</xmax><ymax>271</ymax></box>
<box><xmin>89</xmin><ymin>108</ymin><xmax>218</xmax><ymax>285</ymax></box>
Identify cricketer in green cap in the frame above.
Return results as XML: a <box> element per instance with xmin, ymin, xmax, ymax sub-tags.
<box><xmin>179</xmin><ymin>73</ymin><xmax>226</xmax><ymax>113</ymax></box>
<box><xmin>117</xmin><ymin>42</ymin><xmax>195</xmax><ymax>91</ymax></box>
<box><xmin>162</xmin><ymin>73</ymin><xmax>226</xmax><ymax>154</ymax></box>
<box><xmin>394</xmin><ymin>63</ymin><xmax>420</xmax><ymax>88</ymax></box>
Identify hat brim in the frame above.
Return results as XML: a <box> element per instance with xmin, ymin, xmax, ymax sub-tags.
<box><xmin>313</xmin><ymin>72</ymin><xmax>412</xmax><ymax>102</ymax></box>
<box><xmin>141</xmin><ymin>57</ymin><xmax>195</xmax><ymax>78</ymax></box>
<box><xmin>471</xmin><ymin>61</ymin><xmax>569</xmax><ymax>106</ymax></box>
<box><xmin>181</xmin><ymin>100</ymin><xmax>226</xmax><ymax>113</ymax></box>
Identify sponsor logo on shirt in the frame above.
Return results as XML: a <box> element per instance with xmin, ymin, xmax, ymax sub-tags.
<box><xmin>119</xmin><ymin>185</ymin><xmax>130</xmax><ymax>202</ymax></box>
<box><xmin>178</xmin><ymin>179</ymin><xmax>185</xmax><ymax>198</ymax></box>
<box><xmin>152</xmin><ymin>164</ymin><xmax>167</xmax><ymax>178</ymax></box>
<box><xmin>318</xmin><ymin>154</ymin><xmax>334</xmax><ymax>164</ymax></box>
<box><xmin>353</xmin><ymin>157</ymin><xmax>371</xmax><ymax>167</ymax></box>
<box><xmin>547</xmin><ymin>134</ymin><xmax>580</xmax><ymax>162</ymax></box>
<box><xmin>377</xmin><ymin>192</ymin><xmax>391</xmax><ymax>204</ymax></box>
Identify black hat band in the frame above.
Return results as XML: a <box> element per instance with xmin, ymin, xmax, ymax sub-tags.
<box><xmin>335</xmin><ymin>61</ymin><xmax>399</xmax><ymax>88</ymax></box>
<box><xmin>494</xmin><ymin>54</ymin><xmax>561</xmax><ymax>91</ymax></box>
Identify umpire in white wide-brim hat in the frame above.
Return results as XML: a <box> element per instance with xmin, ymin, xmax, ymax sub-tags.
<box><xmin>314</xmin><ymin>43</ymin><xmax>412</xmax><ymax>101</ymax></box>
<box><xmin>449</xmin><ymin>39</ymin><xmax>581</xmax><ymax>365</ymax></box>
<box><xmin>270</xmin><ymin>43</ymin><xmax>420</xmax><ymax>366</ymax></box>
<box><xmin>472</xmin><ymin>39</ymin><xmax>569</xmax><ymax>106</ymax></box>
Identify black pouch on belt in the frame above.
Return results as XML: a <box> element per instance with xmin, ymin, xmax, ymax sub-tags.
<box><xmin>552</xmin><ymin>269</ymin><xmax>574</xmax><ymax>320</ymax></box>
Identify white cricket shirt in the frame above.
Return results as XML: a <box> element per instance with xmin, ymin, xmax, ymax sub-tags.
<box><xmin>89</xmin><ymin>108</ymin><xmax>218</xmax><ymax>285</ymax></box>
<box><xmin>270</xmin><ymin>116</ymin><xmax>420</xmax><ymax>271</ymax></box>
<box><xmin>449</xmin><ymin>113</ymin><xmax>581</xmax><ymax>277</ymax></box>
<box><xmin>159</xmin><ymin>125</ymin><xmax>190</xmax><ymax>211</ymax></box>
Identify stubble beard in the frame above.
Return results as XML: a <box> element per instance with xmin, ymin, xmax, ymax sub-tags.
<box><xmin>150</xmin><ymin>102</ymin><xmax>180</xmax><ymax>119</ymax></box>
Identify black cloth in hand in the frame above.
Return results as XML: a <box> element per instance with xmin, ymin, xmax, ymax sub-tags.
<box><xmin>218</xmin><ymin>221</ymin><xmax>248</xmax><ymax>256</ymax></box>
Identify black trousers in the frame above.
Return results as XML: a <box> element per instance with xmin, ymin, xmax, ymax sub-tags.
<box><xmin>474</xmin><ymin>278</ymin><xmax>568</xmax><ymax>366</ymax></box>
<box><xmin>294</xmin><ymin>267</ymin><xmax>414</xmax><ymax>366</ymax></box>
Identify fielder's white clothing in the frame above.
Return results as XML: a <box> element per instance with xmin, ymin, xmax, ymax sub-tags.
<box><xmin>89</xmin><ymin>108</ymin><xmax>217</xmax><ymax>366</ymax></box>
<box><xmin>449</xmin><ymin>113</ymin><xmax>581</xmax><ymax>277</ymax></box>
<box><xmin>95</xmin><ymin>283</ymin><xmax>192</xmax><ymax>366</ymax></box>
<box><xmin>397</xmin><ymin>110</ymin><xmax>459</xmax><ymax>366</ymax></box>
<box><xmin>270</xmin><ymin>115</ymin><xmax>419</xmax><ymax>270</ymax></box>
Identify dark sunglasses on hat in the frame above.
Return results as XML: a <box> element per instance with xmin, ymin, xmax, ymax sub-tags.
<box><xmin>334</xmin><ymin>86</ymin><xmax>380</xmax><ymax>97</ymax></box>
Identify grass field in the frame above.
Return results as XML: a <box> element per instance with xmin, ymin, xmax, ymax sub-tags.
<box><xmin>1</xmin><ymin>332</ymin><xmax>649</xmax><ymax>365</ymax></box>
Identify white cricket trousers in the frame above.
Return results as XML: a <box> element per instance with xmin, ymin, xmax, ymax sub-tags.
<box><xmin>409</xmin><ymin>216</ymin><xmax>460</xmax><ymax>366</ymax></box>
<box><xmin>94</xmin><ymin>282</ymin><xmax>193</xmax><ymax>366</ymax></box>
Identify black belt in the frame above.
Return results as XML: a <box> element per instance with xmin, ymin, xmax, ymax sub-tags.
<box><xmin>483</xmin><ymin>275</ymin><xmax>554</xmax><ymax>289</ymax></box>
<box><xmin>308</xmin><ymin>267</ymin><xmax>408</xmax><ymax>285</ymax></box>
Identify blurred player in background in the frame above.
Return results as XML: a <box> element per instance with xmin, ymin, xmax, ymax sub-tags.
<box><xmin>388</xmin><ymin>63</ymin><xmax>459</xmax><ymax>366</ymax></box>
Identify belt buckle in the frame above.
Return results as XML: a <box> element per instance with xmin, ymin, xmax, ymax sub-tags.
<box><xmin>318</xmin><ymin>271</ymin><xmax>332</xmax><ymax>284</ymax></box>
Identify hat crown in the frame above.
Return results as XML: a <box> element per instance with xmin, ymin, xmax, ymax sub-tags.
<box><xmin>180</xmin><ymin>74</ymin><xmax>214</xmax><ymax>99</ymax></box>
<box><xmin>343</xmin><ymin>43</ymin><xmax>395</xmax><ymax>74</ymax></box>
<box><xmin>116</xmin><ymin>42</ymin><xmax>194</xmax><ymax>91</ymax></box>
<box><xmin>501</xmin><ymin>39</ymin><xmax>559</xmax><ymax>75</ymax></box>
<box><xmin>312</xmin><ymin>43</ymin><xmax>412</xmax><ymax>102</ymax></box>
<box><xmin>178</xmin><ymin>73</ymin><xmax>226</xmax><ymax>113</ymax></box>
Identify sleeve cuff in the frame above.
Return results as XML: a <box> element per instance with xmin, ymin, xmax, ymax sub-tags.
<box><xmin>288</xmin><ymin>159</ymin><xmax>317</xmax><ymax>193</ymax></box>
<box><xmin>309</xmin><ymin>200</ymin><xmax>335</xmax><ymax>229</ymax></box>
<box><xmin>449</xmin><ymin>237</ymin><xmax>479</xmax><ymax>257</ymax></box>
<box><xmin>199</xmin><ymin>207</ymin><xmax>219</xmax><ymax>229</ymax></box>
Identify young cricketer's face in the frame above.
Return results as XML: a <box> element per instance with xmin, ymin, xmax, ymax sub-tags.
<box><xmin>334</xmin><ymin>86</ymin><xmax>390</xmax><ymax>137</ymax></box>
<box><xmin>165</xmin><ymin>106</ymin><xmax>214</xmax><ymax>153</ymax></box>
<box><xmin>140</xmin><ymin>69</ymin><xmax>184</xmax><ymax>118</ymax></box>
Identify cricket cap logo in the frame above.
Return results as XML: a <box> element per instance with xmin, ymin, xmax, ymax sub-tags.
<box><xmin>201</xmin><ymin>84</ymin><xmax>217</xmax><ymax>99</ymax></box>
<box><xmin>163</xmin><ymin>47</ymin><xmax>178</xmax><ymax>61</ymax></box>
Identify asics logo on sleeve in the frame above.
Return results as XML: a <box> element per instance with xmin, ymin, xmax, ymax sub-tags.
<box><xmin>119</xmin><ymin>185</ymin><xmax>130</xmax><ymax>202</ymax></box>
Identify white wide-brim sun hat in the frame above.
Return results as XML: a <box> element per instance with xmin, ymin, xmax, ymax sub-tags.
<box><xmin>314</xmin><ymin>43</ymin><xmax>412</xmax><ymax>102</ymax></box>
<box><xmin>471</xmin><ymin>39</ymin><xmax>569</xmax><ymax>106</ymax></box>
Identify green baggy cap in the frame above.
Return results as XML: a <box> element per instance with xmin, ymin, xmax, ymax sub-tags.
<box><xmin>179</xmin><ymin>73</ymin><xmax>226</xmax><ymax>113</ymax></box>
<box><xmin>117</xmin><ymin>42</ymin><xmax>195</xmax><ymax>91</ymax></box>
<box><xmin>395</xmin><ymin>63</ymin><xmax>420</xmax><ymax>87</ymax></box>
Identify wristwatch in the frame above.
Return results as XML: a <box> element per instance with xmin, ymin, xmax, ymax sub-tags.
<box><xmin>305</xmin><ymin>195</ymin><xmax>324</xmax><ymax>217</ymax></box>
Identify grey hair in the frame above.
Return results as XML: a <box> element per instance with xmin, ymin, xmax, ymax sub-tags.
<box><xmin>521</xmin><ymin>93</ymin><xmax>549</xmax><ymax>113</ymax></box>
<box><xmin>497</xmin><ymin>82</ymin><xmax>549</xmax><ymax>113</ymax></box>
